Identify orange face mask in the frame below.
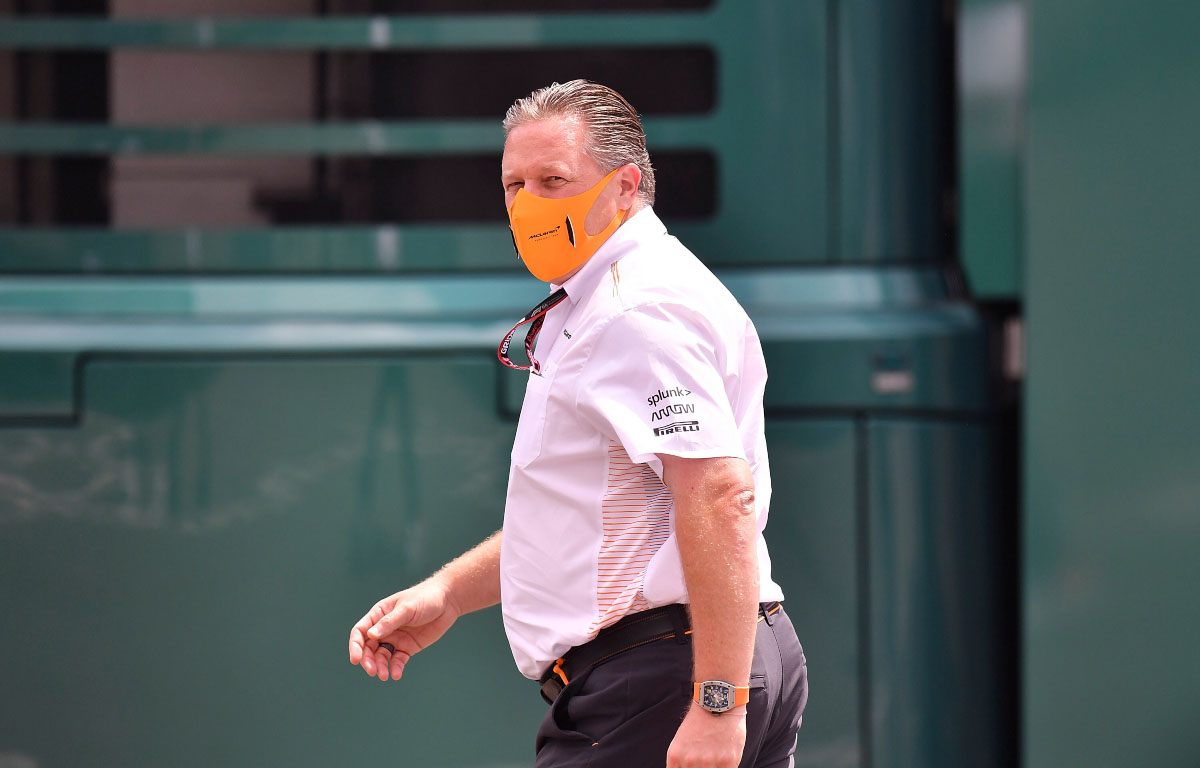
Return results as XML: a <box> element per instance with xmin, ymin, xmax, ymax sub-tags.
<box><xmin>507</xmin><ymin>168</ymin><xmax>628</xmax><ymax>282</ymax></box>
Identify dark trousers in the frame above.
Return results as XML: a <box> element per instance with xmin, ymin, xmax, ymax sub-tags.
<box><xmin>534</xmin><ymin>605</ymin><xmax>808</xmax><ymax>768</ymax></box>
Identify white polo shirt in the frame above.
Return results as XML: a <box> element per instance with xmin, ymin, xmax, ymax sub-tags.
<box><xmin>500</xmin><ymin>207</ymin><xmax>784</xmax><ymax>680</ymax></box>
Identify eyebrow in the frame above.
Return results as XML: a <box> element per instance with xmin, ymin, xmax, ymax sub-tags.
<box><xmin>501</xmin><ymin>162</ymin><xmax>574</xmax><ymax>180</ymax></box>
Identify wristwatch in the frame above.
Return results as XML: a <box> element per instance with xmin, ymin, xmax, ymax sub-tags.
<box><xmin>693</xmin><ymin>680</ymin><xmax>750</xmax><ymax>714</ymax></box>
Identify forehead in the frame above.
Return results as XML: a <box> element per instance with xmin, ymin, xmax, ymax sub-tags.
<box><xmin>501</xmin><ymin>116</ymin><xmax>592</xmax><ymax>176</ymax></box>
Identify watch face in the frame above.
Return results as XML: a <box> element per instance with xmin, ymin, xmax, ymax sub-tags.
<box><xmin>701</xmin><ymin>682</ymin><xmax>733</xmax><ymax>711</ymax></box>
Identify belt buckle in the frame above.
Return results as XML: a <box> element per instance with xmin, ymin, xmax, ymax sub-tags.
<box><xmin>539</xmin><ymin>656</ymin><xmax>570</xmax><ymax>704</ymax></box>
<box><xmin>539</xmin><ymin>675</ymin><xmax>565</xmax><ymax>704</ymax></box>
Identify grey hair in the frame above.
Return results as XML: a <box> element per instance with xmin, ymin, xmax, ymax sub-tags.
<box><xmin>503</xmin><ymin>79</ymin><xmax>656</xmax><ymax>206</ymax></box>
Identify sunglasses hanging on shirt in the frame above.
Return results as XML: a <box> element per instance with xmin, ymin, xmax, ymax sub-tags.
<box><xmin>497</xmin><ymin>288</ymin><xmax>568</xmax><ymax>376</ymax></box>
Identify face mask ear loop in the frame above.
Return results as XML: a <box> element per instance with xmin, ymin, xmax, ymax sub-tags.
<box><xmin>578</xmin><ymin>167</ymin><xmax>625</xmax><ymax>238</ymax></box>
<box><xmin>585</xmin><ymin>205</ymin><xmax>627</xmax><ymax>249</ymax></box>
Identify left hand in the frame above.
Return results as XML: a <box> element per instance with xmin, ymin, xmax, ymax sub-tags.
<box><xmin>666</xmin><ymin>702</ymin><xmax>747</xmax><ymax>767</ymax></box>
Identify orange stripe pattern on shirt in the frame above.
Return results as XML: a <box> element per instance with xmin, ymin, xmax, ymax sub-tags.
<box><xmin>588</xmin><ymin>441</ymin><xmax>673</xmax><ymax>635</ymax></box>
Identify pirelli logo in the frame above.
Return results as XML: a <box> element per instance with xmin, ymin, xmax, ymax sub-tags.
<box><xmin>653</xmin><ymin>420</ymin><xmax>700</xmax><ymax>437</ymax></box>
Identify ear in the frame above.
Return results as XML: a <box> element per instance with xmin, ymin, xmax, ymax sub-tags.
<box><xmin>615</xmin><ymin>163</ymin><xmax>642</xmax><ymax>209</ymax></box>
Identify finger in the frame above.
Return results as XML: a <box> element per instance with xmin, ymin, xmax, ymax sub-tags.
<box><xmin>349</xmin><ymin>604</ymin><xmax>383</xmax><ymax>664</ymax></box>
<box><xmin>352</xmin><ymin>597</ymin><xmax>396</xmax><ymax>665</ymax></box>
<box><xmin>389</xmin><ymin>646</ymin><xmax>412</xmax><ymax>681</ymax></box>
<box><xmin>360</xmin><ymin>640</ymin><xmax>377</xmax><ymax>677</ymax></box>
<box><xmin>356</xmin><ymin>601</ymin><xmax>387</xmax><ymax>635</ymax></box>
<box><xmin>368</xmin><ymin>600</ymin><xmax>417</xmax><ymax>640</ymax></box>
<box><xmin>374</xmin><ymin>646</ymin><xmax>392</xmax><ymax>681</ymax></box>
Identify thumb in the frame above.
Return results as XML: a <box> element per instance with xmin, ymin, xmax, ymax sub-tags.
<box><xmin>367</xmin><ymin>597</ymin><xmax>428</xmax><ymax>639</ymax></box>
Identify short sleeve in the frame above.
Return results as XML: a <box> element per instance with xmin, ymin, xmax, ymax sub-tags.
<box><xmin>574</xmin><ymin>303</ymin><xmax>745</xmax><ymax>474</ymax></box>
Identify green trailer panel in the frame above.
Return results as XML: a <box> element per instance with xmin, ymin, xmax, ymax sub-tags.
<box><xmin>956</xmin><ymin>0</ymin><xmax>1024</xmax><ymax>299</ymax></box>
<box><xmin>1023</xmin><ymin>2</ymin><xmax>1200</xmax><ymax>766</ymax></box>
<box><xmin>0</xmin><ymin>355</ymin><xmax>540</xmax><ymax>767</ymax></box>
<box><xmin>867</xmin><ymin>418</ymin><xmax>1009</xmax><ymax>768</ymax></box>
<box><xmin>765</xmin><ymin>419</ymin><xmax>860</xmax><ymax>767</ymax></box>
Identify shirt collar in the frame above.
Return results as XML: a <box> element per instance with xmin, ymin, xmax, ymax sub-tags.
<box><xmin>551</xmin><ymin>207</ymin><xmax>668</xmax><ymax>303</ymax></box>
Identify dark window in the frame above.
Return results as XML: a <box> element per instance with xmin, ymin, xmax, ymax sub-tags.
<box><xmin>51</xmin><ymin>52</ymin><xmax>108</xmax><ymax>121</ymax></box>
<box><xmin>52</xmin><ymin>157</ymin><xmax>109</xmax><ymax>224</ymax></box>
<box><xmin>346</xmin><ymin>48</ymin><xmax>716</xmax><ymax>120</ymax></box>
<box><xmin>2</xmin><ymin>151</ymin><xmax>716</xmax><ymax>227</ymax></box>
<box><xmin>8</xmin><ymin>47</ymin><xmax>110</xmax><ymax>224</ymax></box>
<box><xmin>652</xmin><ymin>151</ymin><xmax>717</xmax><ymax>220</ymax></box>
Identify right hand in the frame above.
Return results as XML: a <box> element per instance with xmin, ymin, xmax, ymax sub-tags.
<box><xmin>348</xmin><ymin>580</ymin><xmax>461</xmax><ymax>682</ymax></box>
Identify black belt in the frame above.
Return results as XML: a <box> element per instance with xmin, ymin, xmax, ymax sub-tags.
<box><xmin>538</xmin><ymin>601</ymin><xmax>782</xmax><ymax>704</ymax></box>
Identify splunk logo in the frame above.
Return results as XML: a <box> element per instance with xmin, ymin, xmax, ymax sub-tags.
<box><xmin>653</xmin><ymin>420</ymin><xmax>700</xmax><ymax>437</ymax></box>
<box><xmin>647</xmin><ymin>386</ymin><xmax>692</xmax><ymax>408</ymax></box>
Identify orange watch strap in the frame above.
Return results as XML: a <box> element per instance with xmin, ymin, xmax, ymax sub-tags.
<box><xmin>734</xmin><ymin>685</ymin><xmax>750</xmax><ymax>708</ymax></box>
<box><xmin>693</xmin><ymin>682</ymin><xmax>751</xmax><ymax>709</ymax></box>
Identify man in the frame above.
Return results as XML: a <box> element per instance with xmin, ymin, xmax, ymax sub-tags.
<box><xmin>349</xmin><ymin>80</ymin><xmax>807</xmax><ymax>768</ymax></box>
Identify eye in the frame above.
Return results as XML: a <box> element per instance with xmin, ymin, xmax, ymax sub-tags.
<box><xmin>505</xmin><ymin>181</ymin><xmax>524</xmax><ymax>191</ymax></box>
